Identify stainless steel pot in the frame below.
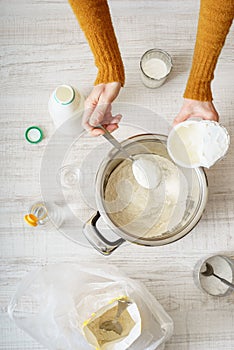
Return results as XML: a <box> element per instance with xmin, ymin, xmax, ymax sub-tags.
<box><xmin>83</xmin><ymin>134</ymin><xmax>208</xmax><ymax>255</ymax></box>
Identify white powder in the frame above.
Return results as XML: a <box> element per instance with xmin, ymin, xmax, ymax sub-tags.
<box><xmin>143</xmin><ymin>58</ymin><xmax>168</xmax><ymax>79</ymax></box>
<box><xmin>132</xmin><ymin>155</ymin><xmax>162</xmax><ymax>189</ymax></box>
<box><xmin>104</xmin><ymin>154</ymin><xmax>188</xmax><ymax>238</ymax></box>
<box><xmin>200</xmin><ymin>256</ymin><xmax>233</xmax><ymax>296</ymax></box>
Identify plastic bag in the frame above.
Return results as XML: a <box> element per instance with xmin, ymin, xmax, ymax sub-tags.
<box><xmin>8</xmin><ymin>263</ymin><xmax>173</xmax><ymax>350</ymax></box>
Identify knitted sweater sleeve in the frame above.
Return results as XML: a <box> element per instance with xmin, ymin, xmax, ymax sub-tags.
<box><xmin>184</xmin><ymin>0</ymin><xmax>234</xmax><ymax>101</ymax></box>
<box><xmin>68</xmin><ymin>0</ymin><xmax>125</xmax><ymax>86</ymax></box>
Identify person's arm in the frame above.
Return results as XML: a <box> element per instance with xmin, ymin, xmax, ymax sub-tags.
<box><xmin>69</xmin><ymin>0</ymin><xmax>125</xmax><ymax>86</ymax></box>
<box><xmin>175</xmin><ymin>0</ymin><xmax>233</xmax><ymax>124</ymax></box>
<box><xmin>68</xmin><ymin>0</ymin><xmax>125</xmax><ymax>136</ymax></box>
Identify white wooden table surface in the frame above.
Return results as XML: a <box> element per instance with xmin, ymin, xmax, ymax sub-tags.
<box><xmin>1</xmin><ymin>0</ymin><xmax>234</xmax><ymax>349</ymax></box>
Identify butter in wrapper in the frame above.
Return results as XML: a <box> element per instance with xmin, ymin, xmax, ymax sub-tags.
<box><xmin>82</xmin><ymin>298</ymin><xmax>141</xmax><ymax>350</ymax></box>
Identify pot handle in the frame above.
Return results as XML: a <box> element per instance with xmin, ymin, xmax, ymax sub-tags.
<box><xmin>83</xmin><ymin>211</ymin><xmax>125</xmax><ymax>255</ymax></box>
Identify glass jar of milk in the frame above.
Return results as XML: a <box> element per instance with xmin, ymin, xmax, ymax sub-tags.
<box><xmin>140</xmin><ymin>49</ymin><xmax>173</xmax><ymax>88</ymax></box>
<box><xmin>48</xmin><ymin>84</ymin><xmax>85</xmax><ymax>136</ymax></box>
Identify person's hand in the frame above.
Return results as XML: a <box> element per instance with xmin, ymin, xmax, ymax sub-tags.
<box><xmin>83</xmin><ymin>82</ymin><xmax>122</xmax><ymax>136</ymax></box>
<box><xmin>173</xmin><ymin>98</ymin><xmax>219</xmax><ymax>126</ymax></box>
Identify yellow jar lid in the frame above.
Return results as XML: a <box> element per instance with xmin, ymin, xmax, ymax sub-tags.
<box><xmin>24</xmin><ymin>214</ymin><xmax>38</xmax><ymax>227</ymax></box>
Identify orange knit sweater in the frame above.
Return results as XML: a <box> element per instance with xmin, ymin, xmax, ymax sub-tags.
<box><xmin>68</xmin><ymin>0</ymin><xmax>233</xmax><ymax>101</ymax></box>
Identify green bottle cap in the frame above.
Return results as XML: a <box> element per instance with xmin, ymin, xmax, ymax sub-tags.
<box><xmin>25</xmin><ymin>126</ymin><xmax>43</xmax><ymax>144</ymax></box>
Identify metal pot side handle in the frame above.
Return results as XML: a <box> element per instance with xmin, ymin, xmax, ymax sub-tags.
<box><xmin>83</xmin><ymin>212</ymin><xmax>125</xmax><ymax>255</ymax></box>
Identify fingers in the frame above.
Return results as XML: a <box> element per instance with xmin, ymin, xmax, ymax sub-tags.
<box><xmin>89</xmin><ymin>123</ymin><xmax>119</xmax><ymax>137</ymax></box>
<box><xmin>83</xmin><ymin>104</ymin><xmax>107</xmax><ymax>136</ymax></box>
<box><xmin>86</xmin><ymin>113</ymin><xmax>122</xmax><ymax>137</ymax></box>
<box><xmin>105</xmin><ymin>124</ymin><xmax>119</xmax><ymax>133</ymax></box>
<box><xmin>103</xmin><ymin>113</ymin><xmax>122</xmax><ymax>125</ymax></box>
<box><xmin>82</xmin><ymin>85</ymin><xmax>104</xmax><ymax>131</ymax></box>
<box><xmin>87</xmin><ymin>104</ymin><xmax>121</xmax><ymax>136</ymax></box>
<box><xmin>91</xmin><ymin>128</ymin><xmax>106</xmax><ymax>137</ymax></box>
<box><xmin>202</xmin><ymin>113</ymin><xmax>219</xmax><ymax>122</ymax></box>
<box><xmin>82</xmin><ymin>106</ymin><xmax>95</xmax><ymax>132</ymax></box>
<box><xmin>173</xmin><ymin>113</ymin><xmax>188</xmax><ymax>126</ymax></box>
<box><xmin>173</xmin><ymin>99</ymin><xmax>220</xmax><ymax>126</ymax></box>
<box><xmin>82</xmin><ymin>83</ymin><xmax>122</xmax><ymax>136</ymax></box>
<box><xmin>89</xmin><ymin>102</ymin><xmax>111</xmax><ymax>127</ymax></box>
<box><xmin>89</xmin><ymin>116</ymin><xmax>121</xmax><ymax>137</ymax></box>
